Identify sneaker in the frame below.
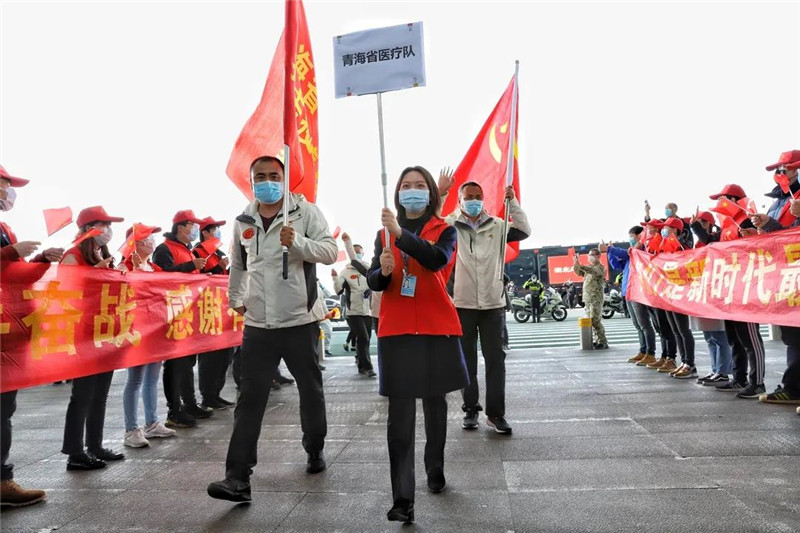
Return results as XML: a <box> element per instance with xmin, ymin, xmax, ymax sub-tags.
<box><xmin>144</xmin><ymin>421</ymin><xmax>177</xmax><ymax>439</ymax></box>
<box><xmin>486</xmin><ymin>416</ymin><xmax>512</xmax><ymax>434</ymax></box>
<box><xmin>736</xmin><ymin>384</ymin><xmax>766</xmax><ymax>399</ymax></box>
<box><xmin>207</xmin><ymin>477</ymin><xmax>252</xmax><ymax>503</ymax></box>
<box><xmin>306</xmin><ymin>451</ymin><xmax>326</xmax><ymax>474</ymax></box>
<box><xmin>343</xmin><ymin>343</ymin><xmax>350</xmax><ymax>352</ymax></box>
<box><xmin>0</xmin><ymin>480</ymin><xmax>46</xmax><ymax>508</ymax></box>
<box><xmin>366</xmin><ymin>369</ymin><xmax>377</xmax><ymax>378</ymax></box>
<box><xmin>701</xmin><ymin>373</ymin><xmax>729</xmax><ymax>386</ymax></box>
<box><xmin>796</xmin><ymin>406</ymin><xmax>800</xmax><ymax>415</ymax></box>
<box><xmin>672</xmin><ymin>365</ymin><xmax>697</xmax><ymax>379</ymax></box>
<box><xmin>696</xmin><ymin>373</ymin><xmax>716</xmax><ymax>384</ymax></box>
<box><xmin>462</xmin><ymin>408</ymin><xmax>479</xmax><ymax>430</ymax></box>
<box><xmin>716</xmin><ymin>380</ymin><xmax>746</xmax><ymax>392</ymax></box>
<box><xmin>628</xmin><ymin>353</ymin><xmax>647</xmax><ymax>363</ymax></box>
<box><xmin>324</xmin><ymin>350</ymin><xmax>333</xmax><ymax>357</ymax></box>
<box><xmin>646</xmin><ymin>356</ymin><xmax>667</xmax><ymax>369</ymax></box>
<box><xmin>657</xmin><ymin>359</ymin><xmax>678</xmax><ymax>373</ymax></box>
<box><xmin>202</xmin><ymin>397</ymin><xmax>231</xmax><ymax>410</ymax></box>
<box><xmin>593</xmin><ymin>343</ymin><xmax>609</xmax><ymax>350</ymax></box>
<box><xmin>124</xmin><ymin>428</ymin><xmax>150</xmax><ymax>448</ymax></box>
<box><xmin>66</xmin><ymin>452</ymin><xmax>106</xmax><ymax>471</ymax></box>
<box><xmin>276</xmin><ymin>374</ymin><xmax>295</xmax><ymax>386</ymax></box>
<box><xmin>89</xmin><ymin>447</ymin><xmax>125</xmax><ymax>462</ymax></box>
<box><xmin>165</xmin><ymin>412</ymin><xmax>197</xmax><ymax>428</ymax></box>
<box><xmin>759</xmin><ymin>387</ymin><xmax>800</xmax><ymax>404</ymax></box>
<box><xmin>184</xmin><ymin>404</ymin><xmax>213</xmax><ymax>419</ymax></box>
<box><xmin>636</xmin><ymin>354</ymin><xmax>657</xmax><ymax>367</ymax></box>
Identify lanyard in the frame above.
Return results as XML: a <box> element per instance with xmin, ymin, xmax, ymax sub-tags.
<box><xmin>400</xmin><ymin>225</ymin><xmax>423</xmax><ymax>276</ymax></box>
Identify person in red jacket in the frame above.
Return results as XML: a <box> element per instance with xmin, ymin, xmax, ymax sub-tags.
<box><xmin>0</xmin><ymin>165</ymin><xmax>58</xmax><ymax>508</ymax></box>
<box><xmin>366</xmin><ymin>166</ymin><xmax>469</xmax><ymax>524</ymax></box>
<box><xmin>152</xmin><ymin>210</ymin><xmax>210</xmax><ymax>428</ymax></box>
<box><xmin>192</xmin><ymin>216</ymin><xmax>235</xmax><ymax>410</ymax></box>
<box><xmin>60</xmin><ymin>206</ymin><xmax>127</xmax><ymax>471</ymax></box>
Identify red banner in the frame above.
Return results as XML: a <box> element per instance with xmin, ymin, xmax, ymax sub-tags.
<box><xmin>0</xmin><ymin>262</ymin><xmax>243</xmax><ymax>392</ymax></box>
<box><xmin>548</xmin><ymin>254</ymin><xmax>610</xmax><ymax>285</ymax></box>
<box><xmin>627</xmin><ymin>227</ymin><xmax>800</xmax><ymax>327</ymax></box>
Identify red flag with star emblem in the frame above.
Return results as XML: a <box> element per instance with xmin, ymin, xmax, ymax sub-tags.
<box><xmin>441</xmin><ymin>77</ymin><xmax>521</xmax><ymax>262</ymax></box>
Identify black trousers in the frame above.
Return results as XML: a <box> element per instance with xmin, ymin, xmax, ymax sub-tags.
<box><xmin>531</xmin><ymin>296</ymin><xmax>541</xmax><ymax>322</ymax></box>
<box><xmin>725</xmin><ymin>320</ymin><xmax>765</xmax><ymax>386</ymax></box>
<box><xmin>163</xmin><ymin>354</ymin><xmax>197</xmax><ymax>416</ymax></box>
<box><xmin>781</xmin><ymin>326</ymin><xmax>800</xmax><ymax>395</ymax></box>
<box><xmin>1</xmin><ymin>390</ymin><xmax>16</xmax><ymax>481</ymax></box>
<box><xmin>232</xmin><ymin>345</ymin><xmax>242</xmax><ymax>390</ymax></box>
<box><xmin>666</xmin><ymin>311</ymin><xmax>695</xmax><ymax>366</ymax></box>
<box><xmin>62</xmin><ymin>371</ymin><xmax>114</xmax><ymax>455</ymax></box>
<box><xmin>388</xmin><ymin>395</ymin><xmax>447</xmax><ymax>503</ymax></box>
<box><xmin>225</xmin><ymin>323</ymin><xmax>327</xmax><ymax>481</ymax></box>
<box><xmin>458</xmin><ymin>307</ymin><xmax>505</xmax><ymax>418</ymax></box>
<box><xmin>199</xmin><ymin>348</ymin><xmax>232</xmax><ymax>403</ymax></box>
<box><xmin>346</xmin><ymin>315</ymin><xmax>373</xmax><ymax>371</ymax></box>
<box><xmin>373</xmin><ymin>317</ymin><xmax>380</xmax><ymax>333</ymax></box>
<box><xmin>652</xmin><ymin>308</ymin><xmax>677</xmax><ymax>358</ymax></box>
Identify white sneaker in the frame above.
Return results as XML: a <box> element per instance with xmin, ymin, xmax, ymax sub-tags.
<box><xmin>796</xmin><ymin>406</ymin><xmax>800</xmax><ymax>415</ymax></box>
<box><xmin>144</xmin><ymin>421</ymin><xmax>176</xmax><ymax>439</ymax></box>
<box><xmin>124</xmin><ymin>427</ymin><xmax>150</xmax><ymax>448</ymax></box>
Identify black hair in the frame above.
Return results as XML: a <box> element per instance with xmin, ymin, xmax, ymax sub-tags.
<box><xmin>589</xmin><ymin>248</ymin><xmax>600</xmax><ymax>255</ymax></box>
<box><xmin>458</xmin><ymin>181</ymin><xmax>483</xmax><ymax>194</ymax></box>
<box><xmin>200</xmin><ymin>225</ymin><xmax>218</xmax><ymax>242</ymax></box>
<box><xmin>249</xmin><ymin>156</ymin><xmax>285</xmax><ymax>177</ymax></box>
<box><xmin>77</xmin><ymin>222</ymin><xmax>113</xmax><ymax>267</ymax></box>
<box><xmin>171</xmin><ymin>221</ymin><xmax>191</xmax><ymax>236</ymax></box>
<box><xmin>394</xmin><ymin>166</ymin><xmax>442</xmax><ymax>224</ymax></box>
<box><xmin>628</xmin><ymin>225</ymin><xmax>644</xmax><ymax>235</ymax></box>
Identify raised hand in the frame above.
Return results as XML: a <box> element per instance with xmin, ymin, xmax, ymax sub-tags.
<box><xmin>438</xmin><ymin>166</ymin><xmax>455</xmax><ymax>196</ymax></box>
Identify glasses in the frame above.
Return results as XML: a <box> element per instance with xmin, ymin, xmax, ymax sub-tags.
<box><xmin>775</xmin><ymin>167</ymin><xmax>788</xmax><ymax>174</ymax></box>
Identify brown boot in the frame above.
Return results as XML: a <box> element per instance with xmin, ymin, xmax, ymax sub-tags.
<box><xmin>646</xmin><ymin>356</ymin><xmax>667</xmax><ymax>369</ymax></box>
<box><xmin>0</xmin><ymin>480</ymin><xmax>46</xmax><ymax>508</ymax></box>
<box><xmin>657</xmin><ymin>358</ymin><xmax>678</xmax><ymax>373</ymax></box>
<box><xmin>627</xmin><ymin>353</ymin><xmax>647</xmax><ymax>363</ymax></box>
<box><xmin>636</xmin><ymin>354</ymin><xmax>657</xmax><ymax>367</ymax></box>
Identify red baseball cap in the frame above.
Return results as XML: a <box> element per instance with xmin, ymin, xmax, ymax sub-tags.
<box><xmin>697</xmin><ymin>211</ymin><xmax>715</xmax><ymax>226</ymax></box>
<box><xmin>172</xmin><ymin>209</ymin><xmax>204</xmax><ymax>225</ymax></box>
<box><xmin>125</xmin><ymin>223</ymin><xmax>162</xmax><ymax>240</ymax></box>
<box><xmin>0</xmin><ymin>165</ymin><xmax>30</xmax><ymax>187</ymax></box>
<box><xmin>765</xmin><ymin>150</ymin><xmax>800</xmax><ymax>171</ymax></box>
<box><xmin>76</xmin><ymin>206</ymin><xmax>124</xmax><ymax>227</ymax></box>
<box><xmin>642</xmin><ymin>219</ymin><xmax>665</xmax><ymax>229</ymax></box>
<box><xmin>664</xmin><ymin>217</ymin><xmax>684</xmax><ymax>231</ymax></box>
<box><xmin>709</xmin><ymin>184</ymin><xmax>746</xmax><ymax>200</ymax></box>
<box><xmin>199</xmin><ymin>216</ymin><xmax>226</xmax><ymax>232</ymax></box>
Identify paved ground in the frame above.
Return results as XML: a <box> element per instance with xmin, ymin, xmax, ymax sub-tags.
<box><xmin>1</xmin><ymin>331</ymin><xmax>799</xmax><ymax>532</ymax></box>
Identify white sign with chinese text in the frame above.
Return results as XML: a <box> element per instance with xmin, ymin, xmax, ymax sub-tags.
<box><xmin>332</xmin><ymin>22</ymin><xmax>425</xmax><ymax>98</ymax></box>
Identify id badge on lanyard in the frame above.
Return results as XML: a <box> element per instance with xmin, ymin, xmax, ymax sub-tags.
<box><xmin>399</xmin><ymin>228</ymin><xmax>420</xmax><ymax>298</ymax></box>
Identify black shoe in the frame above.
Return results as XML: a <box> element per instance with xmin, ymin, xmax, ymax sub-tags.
<box><xmin>318</xmin><ymin>364</ymin><xmax>327</xmax><ymax>371</ymax></box>
<box><xmin>462</xmin><ymin>408</ymin><xmax>479</xmax><ymax>430</ymax></box>
<box><xmin>715</xmin><ymin>380</ymin><xmax>746</xmax><ymax>392</ymax></box>
<box><xmin>387</xmin><ymin>499</ymin><xmax>414</xmax><ymax>523</ymax></box>
<box><xmin>427</xmin><ymin>468</ymin><xmax>446</xmax><ymax>493</ymax></box>
<box><xmin>324</xmin><ymin>350</ymin><xmax>333</xmax><ymax>357</ymax></box>
<box><xmin>306</xmin><ymin>451</ymin><xmax>326</xmax><ymax>474</ymax></box>
<box><xmin>343</xmin><ymin>343</ymin><xmax>350</xmax><ymax>352</ymax></box>
<box><xmin>216</xmin><ymin>396</ymin><xmax>235</xmax><ymax>407</ymax></box>
<box><xmin>66</xmin><ymin>452</ymin><xmax>107</xmax><ymax>471</ymax></box>
<box><xmin>166</xmin><ymin>411</ymin><xmax>197</xmax><ymax>428</ymax></box>
<box><xmin>593</xmin><ymin>343</ymin><xmax>609</xmax><ymax>350</ymax></box>
<box><xmin>366</xmin><ymin>369</ymin><xmax>377</xmax><ymax>378</ymax></box>
<box><xmin>736</xmin><ymin>383</ymin><xmax>766</xmax><ymax>399</ymax></box>
<box><xmin>271</xmin><ymin>380</ymin><xmax>281</xmax><ymax>391</ymax></box>
<box><xmin>207</xmin><ymin>477</ymin><xmax>252</xmax><ymax>503</ymax></box>
<box><xmin>202</xmin><ymin>397</ymin><xmax>230</xmax><ymax>410</ymax></box>
<box><xmin>184</xmin><ymin>404</ymin><xmax>213</xmax><ymax>419</ymax></box>
<box><xmin>502</xmin><ymin>344</ymin><xmax>510</xmax><ymax>351</ymax></box>
<box><xmin>276</xmin><ymin>374</ymin><xmax>295</xmax><ymax>386</ymax></box>
<box><xmin>487</xmin><ymin>416</ymin><xmax>512</xmax><ymax>434</ymax></box>
<box><xmin>88</xmin><ymin>447</ymin><xmax>124</xmax><ymax>462</ymax></box>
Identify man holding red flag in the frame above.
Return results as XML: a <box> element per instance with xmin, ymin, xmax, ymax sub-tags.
<box><xmin>438</xmin><ymin>176</ymin><xmax>530</xmax><ymax>434</ymax></box>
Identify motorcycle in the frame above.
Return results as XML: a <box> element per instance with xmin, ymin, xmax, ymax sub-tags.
<box><xmin>602</xmin><ymin>289</ymin><xmax>625</xmax><ymax>319</ymax></box>
<box><xmin>511</xmin><ymin>288</ymin><xmax>568</xmax><ymax>323</ymax></box>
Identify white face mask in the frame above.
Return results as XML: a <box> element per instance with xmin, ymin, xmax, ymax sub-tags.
<box><xmin>138</xmin><ymin>235</ymin><xmax>156</xmax><ymax>256</ymax></box>
<box><xmin>0</xmin><ymin>187</ymin><xmax>17</xmax><ymax>212</ymax></box>
<box><xmin>588</xmin><ymin>255</ymin><xmax>599</xmax><ymax>264</ymax></box>
<box><xmin>93</xmin><ymin>226</ymin><xmax>113</xmax><ymax>247</ymax></box>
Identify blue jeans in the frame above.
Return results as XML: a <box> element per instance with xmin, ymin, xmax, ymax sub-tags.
<box><xmin>124</xmin><ymin>362</ymin><xmax>162</xmax><ymax>431</ymax></box>
<box><xmin>703</xmin><ymin>331</ymin><xmax>732</xmax><ymax>375</ymax></box>
<box><xmin>628</xmin><ymin>301</ymin><xmax>656</xmax><ymax>355</ymax></box>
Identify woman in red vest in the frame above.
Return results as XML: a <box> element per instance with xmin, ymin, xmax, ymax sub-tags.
<box><xmin>60</xmin><ymin>206</ymin><xmax>126</xmax><ymax>471</ymax></box>
<box><xmin>367</xmin><ymin>166</ymin><xmax>468</xmax><ymax>524</ymax></box>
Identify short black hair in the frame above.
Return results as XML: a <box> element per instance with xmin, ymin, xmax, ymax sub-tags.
<box><xmin>250</xmin><ymin>156</ymin><xmax>285</xmax><ymax>177</ymax></box>
<box><xmin>459</xmin><ymin>181</ymin><xmax>483</xmax><ymax>194</ymax></box>
<box><xmin>171</xmin><ymin>221</ymin><xmax>191</xmax><ymax>235</ymax></box>
<box><xmin>629</xmin><ymin>225</ymin><xmax>644</xmax><ymax>235</ymax></box>
<box><xmin>589</xmin><ymin>248</ymin><xmax>600</xmax><ymax>255</ymax></box>
<box><xmin>200</xmin><ymin>224</ymin><xmax>218</xmax><ymax>242</ymax></box>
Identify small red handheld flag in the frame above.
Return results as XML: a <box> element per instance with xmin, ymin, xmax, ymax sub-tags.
<box><xmin>200</xmin><ymin>237</ymin><xmax>222</xmax><ymax>256</ymax></box>
<box><xmin>332</xmin><ymin>226</ymin><xmax>341</xmax><ymax>239</ymax></box>
<box><xmin>43</xmin><ymin>207</ymin><xmax>73</xmax><ymax>236</ymax></box>
<box><xmin>72</xmin><ymin>228</ymin><xmax>102</xmax><ymax>246</ymax></box>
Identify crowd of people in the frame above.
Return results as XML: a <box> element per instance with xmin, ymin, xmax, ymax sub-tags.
<box><xmin>1</xmin><ymin>148</ymin><xmax>797</xmax><ymax>523</ymax></box>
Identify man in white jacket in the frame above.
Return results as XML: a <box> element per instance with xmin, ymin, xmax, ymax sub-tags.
<box><xmin>439</xmin><ymin>177</ymin><xmax>531</xmax><ymax>435</ymax></box>
<box><xmin>333</xmin><ymin>233</ymin><xmax>376</xmax><ymax>377</ymax></box>
<box><xmin>208</xmin><ymin>156</ymin><xmax>337</xmax><ymax>503</ymax></box>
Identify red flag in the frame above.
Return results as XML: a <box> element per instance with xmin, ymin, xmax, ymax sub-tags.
<box><xmin>335</xmin><ymin>249</ymin><xmax>347</xmax><ymax>262</ymax></box>
<box><xmin>441</xmin><ymin>76</ymin><xmax>520</xmax><ymax>262</ymax></box>
<box><xmin>43</xmin><ymin>207</ymin><xmax>73</xmax><ymax>236</ymax></box>
<box><xmin>332</xmin><ymin>226</ymin><xmax>341</xmax><ymax>239</ymax></box>
<box><xmin>710</xmin><ymin>198</ymin><xmax>748</xmax><ymax>225</ymax></box>
<box><xmin>200</xmin><ymin>237</ymin><xmax>222</xmax><ymax>256</ymax></box>
<box><xmin>284</xmin><ymin>0</ymin><xmax>319</xmax><ymax>203</ymax></box>
<box><xmin>72</xmin><ymin>228</ymin><xmax>102</xmax><ymax>246</ymax></box>
<box><xmin>659</xmin><ymin>234</ymin><xmax>682</xmax><ymax>253</ymax></box>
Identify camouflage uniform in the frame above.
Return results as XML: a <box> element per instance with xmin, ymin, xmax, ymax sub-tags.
<box><xmin>574</xmin><ymin>262</ymin><xmax>607</xmax><ymax>345</ymax></box>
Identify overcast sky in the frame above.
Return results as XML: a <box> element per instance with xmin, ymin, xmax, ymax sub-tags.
<box><xmin>2</xmin><ymin>1</ymin><xmax>798</xmax><ymax>290</ymax></box>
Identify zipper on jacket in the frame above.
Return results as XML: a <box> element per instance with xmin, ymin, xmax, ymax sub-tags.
<box><xmin>256</xmin><ymin>227</ymin><xmax>260</xmax><ymax>255</ymax></box>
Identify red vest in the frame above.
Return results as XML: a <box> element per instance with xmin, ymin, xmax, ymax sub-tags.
<box><xmin>61</xmin><ymin>246</ymin><xmax>90</xmax><ymax>266</ymax></box>
<box><xmin>192</xmin><ymin>243</ymin><xmax>222</xmax><ymax>273</ymax></box>
<box><xmin>378</xmin><ymin>217</ymin><xmax>461</xmax><ymax>338</ymax></box>
<box><xmin>0</xmin><ymin>221</ymin><xmax>20</xmax><ymax>261</ymax></box>
<box><xmin>777</xmin><ymin>189</ymin><xmax>800</xmax><ymax>227</ymax></box>
<box><xmin>164</xmin><ymin>238</ymin><xmax>197</xmax><ymax>272</ymax></box>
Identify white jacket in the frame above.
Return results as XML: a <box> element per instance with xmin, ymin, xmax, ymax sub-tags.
<box><xmin>445</xmin><ymin>199</ymin><xmax>531</xmax><ymax>310</ymax></box>
<box><xmin>334</xmin><ymin>261</ymin><xmax>371</xmax><ymax>316</ymax></box>
<box><xmin>228</xmin><ymin>195</ymin><xmax>337</xmax><ymax>329</ymax></box>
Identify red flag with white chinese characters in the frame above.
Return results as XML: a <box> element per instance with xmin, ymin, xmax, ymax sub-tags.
<box><xmin>441</xmin><ymin>77</ymin><xmax>521</xmax><ymax>262</ymax></box>
<box><xmin>43</xmin><ymin>207</ymin><xmax>73</xmax><ymax>237</ymax></box>
<box><xmin>284</xmin><ymin>0</ymin><xmax>319</xmax><ymax>203</ymax></box>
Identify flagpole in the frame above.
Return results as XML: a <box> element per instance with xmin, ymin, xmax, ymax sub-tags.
<box><xmin>497</xmin><ymin>60</ymin><xmax>520</xmax><ymax>281</ymax></box>
<box><xmin>282</xmin><ymin>143</ymin><xmax>290</xmax><ymax>280</ymax></box>
<box><xmin>376</xmin><ymin>93</ymin><xmax>390</xmax><ymax>246</ymax></box>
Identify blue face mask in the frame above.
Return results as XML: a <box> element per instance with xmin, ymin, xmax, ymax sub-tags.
<box><xmin>254</xmin><ymin>181</ymin><xmax>283</xmax><ymax>205</ymax></box>
<box><xmin>398</xmin><ymin>189</ymin><xmax>430</xmax><ymax>214</ymax></box>
<box><xmin>188</xmin><ymin>225</ymin><xmax>200</xmax><ymax>242</ymax></box>
<box><xmin>665</xmin><ymin>208</ymin><xmax>674</xmax><ymax>217</ymax></box>
<box><xmin>660</xmin><ymin>228</ymin><xmax>670</xmax><ymax>238</ymax></box>
<box><xmin>462</xmin><ymin>199</ymin><xmax>483</xmax><ymax>217</ymax></box>
<box><xmin>356</xmin><ymin>253</ymin><xmax>364</xmax><ymax>261</ymax></box>
<box><xmin>629</xmin><ymin>237</ymin><xmax>637</xmax><ymax>246</ymax></box>
<box><xmin>214</xmin><ymin>229</ymin><xmax>222</xmax><ymax>240</ymax></box>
